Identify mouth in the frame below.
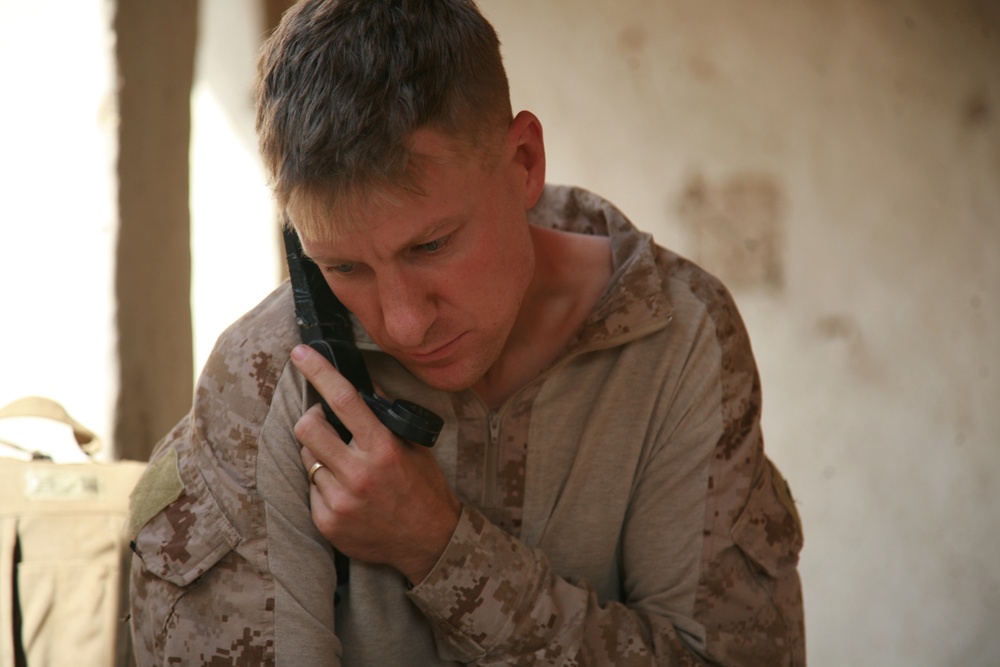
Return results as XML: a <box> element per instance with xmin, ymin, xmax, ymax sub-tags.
<box><xmin>405</xmin><ymin>333</ymin><xmax>466</xmax><ymax>364</ymax></box>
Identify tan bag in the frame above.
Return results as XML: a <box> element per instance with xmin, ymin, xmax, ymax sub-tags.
<box><xmin>0</xmin><ymin>397</ymin><xmax>146</xmax><ymax>667</ymax></box>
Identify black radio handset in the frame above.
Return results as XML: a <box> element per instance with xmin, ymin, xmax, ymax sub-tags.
<box><xmin>283</xmin><ymin>225</ymin><xmax>444</xmax><ymax>448</ymax></box>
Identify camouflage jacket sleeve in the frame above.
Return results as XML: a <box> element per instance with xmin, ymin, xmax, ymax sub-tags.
<box><xmin>406</xmin><ymin>262</ymin><xmax>805</xmax><ymax>666</ymax></box>
<box><xmin>128</xmin><ymin>286</ymin><xmax>342</xmax><ymax>666</ymax></box>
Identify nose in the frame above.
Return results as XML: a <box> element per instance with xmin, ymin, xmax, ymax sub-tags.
<box><xmin>377</xmin><ymin>271</ymin><xmax>436</xmax><ymax>349</ymax></box>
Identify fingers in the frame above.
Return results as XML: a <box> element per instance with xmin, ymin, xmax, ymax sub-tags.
<box><xmin>291</xmin><ymin>344</ymin><xmax>385</xmax><ymax>452</ymax></box>
<box><xmin>299</xmin><ymin>447</ymin><xmax>336</xmax><ymax>489</ymax></box>
<box><xmin>300</xmin><ymin>445</ymin><xmax>350</xmax><ymax>545</ymax></box>
<box><xmin>293</xmin><ymin>402</ymin><xmax>347</xmax><ymax>465</ymax></box>
<box><xmin>307</xmin><ymin>460</ymin><xmax>323</xmax><ymax>481</ymax></box>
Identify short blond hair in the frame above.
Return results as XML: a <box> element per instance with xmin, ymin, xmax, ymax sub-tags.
<box><xmin>255</xmin><ymin>0</ymin><xmax>512</xmax><ymax>237</ymax></box>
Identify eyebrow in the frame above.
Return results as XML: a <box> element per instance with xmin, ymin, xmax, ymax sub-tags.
<box><xmin>304</xmin><ymin>216</ymin><xmax>462</xmax><ymax>266</ymax></box>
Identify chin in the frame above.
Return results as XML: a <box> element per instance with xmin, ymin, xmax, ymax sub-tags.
<box><xmin>404</xmin><ymin>358</ymin><xmax>485</xmax><ymax>394</ymax></box>
<box><xmin>411</xmin><ymin>368</ymin><xmax>477</xmax><ymax>393</ymax></box>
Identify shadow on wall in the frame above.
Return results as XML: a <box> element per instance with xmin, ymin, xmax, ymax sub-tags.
<box><xmin>677</xmin><ymin>172</ymin><xmax>785</xmax><ymax>292</ymax></box>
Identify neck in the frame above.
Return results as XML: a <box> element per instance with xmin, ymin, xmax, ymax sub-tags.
<box><xmin>472</xmin><ymin>224</ymin><xmax>612</xmax><ymax>408</ymax></box>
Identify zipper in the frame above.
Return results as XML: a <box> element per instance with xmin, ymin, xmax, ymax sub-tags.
<box><xmin>483</xmin><ymin>411</ymin><xmax>501</xmax><ymax>509</ymax></box>
<box><xmin>472</xmin><ymin>314</ymin><xmax>671</xmax><ymax>511</ymax></box>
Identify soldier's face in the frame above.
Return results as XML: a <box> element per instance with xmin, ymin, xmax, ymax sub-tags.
<box><xmin>299</xmin><ymin>127</ymin><xmax>538</xmax><ymax>392</ymax></box>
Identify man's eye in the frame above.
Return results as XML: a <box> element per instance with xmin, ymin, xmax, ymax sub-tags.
<box><xmin>414</xmin><ymin>235</ymin><xmax>450</xmax><ymax>254</ymax></box>
<box><xmin>326</xmin><ymin>263</ymin><xmax>357</xmax><ymax>275</ymax></box>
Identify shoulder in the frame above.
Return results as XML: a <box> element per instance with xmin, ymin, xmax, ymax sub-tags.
<box><xmin>199</xmin><ymin>281</ymin><xmax>298</xmax><ymax>409</ymax></box>
<box><xmin>173</xmin><ymin>281</ymin><xmax>302</xmax><ymax>483</ymax></box>
<box><xmin>211</xmin><ymin>280</ymin><xmax>297</xmax><ymax>362</ymax></box>
<box><xmin>654</xmin><ymin>247</ymin><xmax>755</xmax><ymax>366</ymax></box>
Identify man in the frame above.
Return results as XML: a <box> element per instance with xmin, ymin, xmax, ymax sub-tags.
<box><xmin>128</xmin><ymin>0</ymin><xmax>805</xmax><ymax>665</ymax></box>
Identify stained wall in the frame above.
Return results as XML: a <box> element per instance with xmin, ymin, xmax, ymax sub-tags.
<box><xmin>475</xmin><ymin>0</ymin><xmax>1000</xmax><ymax>663</ymax></box>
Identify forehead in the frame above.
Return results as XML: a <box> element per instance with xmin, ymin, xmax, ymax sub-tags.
<box><xmin>290</xmin><ymin>129</ymin><xmax>503</xmax><ymax>246</ymax></box>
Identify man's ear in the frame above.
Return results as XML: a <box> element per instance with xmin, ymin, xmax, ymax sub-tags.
<box><xmin>507</xmin><ymin>110</ymin><xmax>546</xmax><ymax>208</ymax></box>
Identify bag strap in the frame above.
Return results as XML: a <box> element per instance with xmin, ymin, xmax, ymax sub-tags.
<box><xmin>0</xmin><ymin>397</ymin><xmax>100</xmax><ymax>455</ymax></box>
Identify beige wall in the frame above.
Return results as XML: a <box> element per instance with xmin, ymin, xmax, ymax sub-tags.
<box><xmin>0</xmin><ymin>0</ymin><xmax>121</xmax><ymax>458</ymax></box>
<box><xmin>475</xmin><ymin>0</ymin><xmax>999</xmax><ymax>664</ymax></box>
<box><xmin>190</xmin><ymin>0</ymin><xmax>280</xmax><ymax>375</ymax></box>
<box><xmin>0</xmin><ymin>1</ymin><xmax>198</xmax><ymax>461</ymax></box>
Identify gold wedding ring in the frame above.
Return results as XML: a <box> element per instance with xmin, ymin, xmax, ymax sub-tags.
<box><xmin>307</xmin><ymin>461</ymin><xmax>326</xmax><ymax>485</ymax></box>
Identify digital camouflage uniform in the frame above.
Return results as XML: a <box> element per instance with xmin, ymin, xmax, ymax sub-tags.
<box><xmin>128</xmin><ymin>185</ymin><xmax>805</xmax><ymax>666</ymax></box>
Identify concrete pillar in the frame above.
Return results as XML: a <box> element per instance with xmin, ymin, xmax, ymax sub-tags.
<box><xmin>113</xmin><ymin>0</ymin><xmax>198</xmax><ymax>461</ymax></box>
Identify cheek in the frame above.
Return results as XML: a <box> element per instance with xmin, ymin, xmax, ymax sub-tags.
<box><xmin>469</xmin><ymin>254</ymin><xmax>530</xmax><ymax>324</ymax></box>
<box><xmin>480</xmin><ymin>219</ymin><xmax>532</xmax><ymax>281</ymax></box>
<box><xmin>328</xmin><ymin>282</ymin><xmax>382</xmax><ymax>331</ymax></box>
